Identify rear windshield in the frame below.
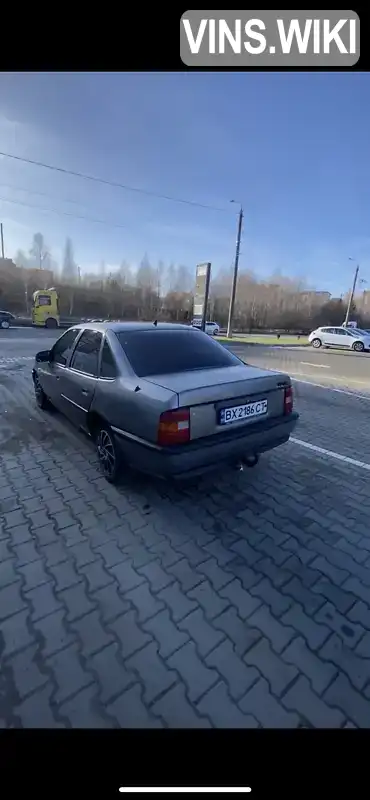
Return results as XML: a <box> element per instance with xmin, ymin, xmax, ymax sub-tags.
<box><xmin>115</xmin><ymin>329</ymin><xmax>241</xmax><ymax>377</ymax></box>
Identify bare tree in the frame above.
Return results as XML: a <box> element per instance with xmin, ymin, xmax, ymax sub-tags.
<box><xmin>136</xmin><ymin>254</ymin><xmax>157</xmax><ymax>316</ymax></box>
<box><xmin>156</xmin><ymin>260</ymin><xmax>165</xmax><ymax>299</ymax></box>
<box><xmin>119</xmin><ymin>260</ymin><xmax>133</xmax><ymax>287</ymax></box>
<box><xmin>6</xmin><ymin>241</ymin><xmax>350</xmax><ymax>332</ymax></box>
<box><xmin>62</xmin><ymin>237</ymin><xmax>78</xmax><ymax>283</ymax></box>
<box><xmin>14</xmin><ymin>249</ymin><xmax>30</xmax><ymax>269</ymax></box>
<box><xmin>136</xmin><ymin>254</ymin><xmax>156</xmax><ymax>290</ymax></box>
<box><xmin>174</xmin><ymin>264</ymin><xmax>192</xmax><ymax>293</ymax></box>
<box><xmin>30</xmin><ymin>233</ymin><xmax>50</xmax><ymax>270</ymax></box>
<box><xmin>166</xmin><ymin>263</ymin><xmax>177</xmax><ymax>293</ymax></box>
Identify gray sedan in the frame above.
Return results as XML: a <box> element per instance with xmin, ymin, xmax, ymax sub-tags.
<box><xmin>32</xmin><ymin>322</ymin><xmax>299</xmax><ymax>482</ymax></box>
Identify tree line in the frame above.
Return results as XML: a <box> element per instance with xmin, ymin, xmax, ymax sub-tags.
<box><xmin>1</xmin><ymin>231</ymin><xmax>369</xmax><ymax>332</ymax></box>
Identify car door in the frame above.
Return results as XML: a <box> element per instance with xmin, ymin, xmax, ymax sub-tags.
<box><xmin>332</xmin><ymin>328</ymin><xmax>352</xmax><ymax>348</ymax></box>
<box><xmin>320</xmin><ymin>327</ymin><xmax>336</xmax><ymax>346</ymax></box>
<box><xmin>59</xmin><ymin>329</ymin><xmax>103</xmax><ymax>430</ymax></box>
<box><xmin>37</xmin><ymin>328</ymin><xmax>82</xmax><ymax>408</ymax></box>
<box><xmin>341</xmin><ymin>329</ymin><xmax>358</xmax><ymax>348</ymax></box>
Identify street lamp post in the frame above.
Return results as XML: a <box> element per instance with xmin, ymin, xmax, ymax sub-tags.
<box><xmin>344</xmin><ymin>257</ymin><xmax>360</xmax><ymax>327</ymax></box>
<box><xmin>226</xmin><ymin>201</ymin><xmax>243</xmax><ymax>339</ymax></box>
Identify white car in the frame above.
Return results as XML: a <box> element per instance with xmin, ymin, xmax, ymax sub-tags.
<box><xmin>192</xmin><ymin>320</ymin><xmax>220</xmax><ymax>336</ymax></box>
<box><xmin>308</xmin><ymin>326</ymin><xmax>370</xmax><ymax>352</ymax></box>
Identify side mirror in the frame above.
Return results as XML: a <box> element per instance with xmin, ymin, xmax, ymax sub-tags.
<box><xmin>35</xmin><ymin>350</ymin><xmax>51</xmax><ymax>363</ymax></box>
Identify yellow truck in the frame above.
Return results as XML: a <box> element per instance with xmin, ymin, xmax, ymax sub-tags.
<box><xmin>32</xmin><ymin>288</ymin><xmax>60</xmax><ymax>328</ymax></box>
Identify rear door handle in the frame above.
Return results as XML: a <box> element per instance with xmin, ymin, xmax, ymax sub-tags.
<box><xmin>81</xmin><ymin>389</ymin><xmax>89</xmax><ymax>396</ymax></box>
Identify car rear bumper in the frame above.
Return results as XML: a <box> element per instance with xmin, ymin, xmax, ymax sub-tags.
<box><xmin>114</xmin><ymin>411</ymin><xmax>299</xmax><ymax>479</ymax></box>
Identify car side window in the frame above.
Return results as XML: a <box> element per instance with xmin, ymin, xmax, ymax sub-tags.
<box><xmin>335</xmin><ymin>329</ymin><xmax>347</xmax><ymax>335</ymax></box>
<box><xmin>51</xmin><ymin>329</ymin><xmax>80</xmax><ymax>366</ymax></box>
<box><xmin>70</xmin><ymin>330</ymin><xmax>102</xmax><ymax>376</ymax></box>
<box><xmin>100</xmin><ymin>340</ymin><xmax>117</xmax><ymax>379</ymax></box>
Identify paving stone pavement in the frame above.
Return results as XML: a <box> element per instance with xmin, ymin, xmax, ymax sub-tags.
<box><xmin>1</xmin><ymin>362</ymin><xmax>370</xmax><ymax>728</ymax></box>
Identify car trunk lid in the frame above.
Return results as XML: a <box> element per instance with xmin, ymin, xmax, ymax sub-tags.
<box><xmin>145</xmin><ymin>365</ymin><xmax>291</xmax><ymax>440</ymax></box>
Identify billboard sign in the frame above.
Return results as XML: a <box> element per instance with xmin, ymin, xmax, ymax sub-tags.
<box><xmin>193</xmin><ymin>262</ymin><xmax>211</xmax><ymax>331</ymax></box>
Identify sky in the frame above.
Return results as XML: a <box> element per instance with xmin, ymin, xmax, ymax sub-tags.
<box><xmin>0</xmin><ymin>71</ymin><xmax>369</xmax><ymax>294</ymax></box>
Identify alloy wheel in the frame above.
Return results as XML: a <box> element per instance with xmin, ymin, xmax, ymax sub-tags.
<box><xmin>97</xmin><ymin>429</ymin><xmax>116</xmax><ymax>479</ymax></box>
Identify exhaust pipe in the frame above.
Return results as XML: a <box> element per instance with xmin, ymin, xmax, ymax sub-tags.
<box><xmin>243</xmin><ymin>454</ymin><xmax>259</xmax><ymax>468</ymax></box>
<box><xmin>234</xmin><ymin>454</ymin><xmax>259</xmax><ymax>471</ymax></box>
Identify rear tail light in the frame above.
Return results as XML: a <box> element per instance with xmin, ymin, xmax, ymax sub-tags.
<box><xmin>157</xmin><ymin>408</ymin><xmax>190</xmax><ymax>446</ymax></box>
<box><xmin>284</xmin><ymin>386</ymin><xmax>293</xmax><ymax>414</ymax></box>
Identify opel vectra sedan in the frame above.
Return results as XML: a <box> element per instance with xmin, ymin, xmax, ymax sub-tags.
<box><xmin>32</xmin><ymin>322</ymin><xmax>299</xmax><ymax>482</ymax></box>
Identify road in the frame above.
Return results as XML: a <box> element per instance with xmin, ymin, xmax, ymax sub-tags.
<box><xmin>226</xmin><ymin>342</ymin><xmax>370</xmax><ymax>463</ymax></box>
<box><xmin>229</xmin><ymin>341</ymin><xmax>370</xmax><ymax>392</ymax></box>
<box><xmin>1</xmin><ymin>328</ymin><xmax>370</xmax><ymax>729</ymax></box>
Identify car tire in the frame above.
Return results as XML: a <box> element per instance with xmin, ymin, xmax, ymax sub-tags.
<box><xmin>45</xmin><ymin>317</ymin><xmax>58</xmax><ymax>329</ymax></box>
<box><xmin>96</xmin><ymin>424</ymin><xmax>121</xmax><ymax>484</ymax></box>
<box><xmin>352</xmin><ymin>341</ymin><xmax>365</xmax><ymax>352</ymax></box>
<box><xmin>0</xmin><ymin>319</ymin><xmax>10</xmax><ymax>329</ymax></box>
<box><xmin>33</xmin><ymin>373</ymin><xmax>50</xmax><ymax>410</ymax></box>
<box><xmin>311</xmin><ymin>338</ymin><xmax>322</xmax><ymax>348</ymax></box>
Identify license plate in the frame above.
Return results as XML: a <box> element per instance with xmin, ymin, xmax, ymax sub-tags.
<box><xmin>219</xmin><ymin>399</ymin><xmax>268</xmax><ymax>425</ymax></box>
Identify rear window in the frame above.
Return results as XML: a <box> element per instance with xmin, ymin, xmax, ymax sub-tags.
<box><xmin>115</xmin><ymin>330</ymin><xmax>240</xmax><ymax>377</ymax></box>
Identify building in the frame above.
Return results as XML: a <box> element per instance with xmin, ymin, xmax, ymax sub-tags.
<box><xmin>0</xmin><ymin>258</ymin><xmax>54</xmax><ymax>288</ymax></box>
<box><xmin>359</xmin><ymin>290</ymin><xmax>370</xmax><ymax>310</ymax></box>
<box><xmin>0</xmin><ymin>258</ymin><xmax>17</xmax><ymax>275</ymax></box>
<box><xmin>23</xmin><ymin>267</ymin><xmax>54</xmax><ymax>289</ymax></box>
<box><xmin>299</xmin><ymin>290</ymin><xmax>331</xmax><ymax>307</ymax></box>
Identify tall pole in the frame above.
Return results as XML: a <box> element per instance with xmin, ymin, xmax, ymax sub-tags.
<box><xmin>200</xmin><ymin>263</ymin><xmax>211</xmax><ymax>332</ymax></box>
<box><xmin>344</xmin><ymin>262</ymin><xmax>359</xmax><ymax>326</ymax></box>
<box><xmin>227</xmin><ymin>205</ymin><xmax>243</xmax><ymax>338</ymax></box>
<box><xmin>0</xmin><ymin>223</ymin><xmax>4</xmax><ymax>258</ymax></box>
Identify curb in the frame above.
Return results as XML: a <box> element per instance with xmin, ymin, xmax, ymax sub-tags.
<box><xmin>221</xmin><ymin>341</ymin><xmax>310</xmax><ymax>349</ymax></box>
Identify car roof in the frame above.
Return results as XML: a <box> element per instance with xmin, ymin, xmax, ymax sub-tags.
<box><xmin>70</xmin><ymin>321</ymin><xmax>194</xmax><ymax>333</ymax></box>
<box><xmin>318</xmin><ymin>325</ymin><xmax>367</xmax><ymax>334</ymax></box>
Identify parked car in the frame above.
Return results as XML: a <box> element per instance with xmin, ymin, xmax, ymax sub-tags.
<box><xmin>192</xmin><ymin>319</ymin><xmax>220</xmax><ymax>335</ymax></box>
<box><xmin>0</xmin><ymin>311</ymin><xmax>15</xmax><ymax>329</ymax></box>
<box><xmin>308</xmin><ymin>326</ymin><xmax>370</xmax><ymax>352</ymax></box>
<box><xmin>32</xmin><ymin>322</ymin><xmax>298</xmax><ymax>483</ymax></box>
<box><xmin>353</xmin><ymin>328</ymin><xmax>370</xmax><ymax>338</ymax></box>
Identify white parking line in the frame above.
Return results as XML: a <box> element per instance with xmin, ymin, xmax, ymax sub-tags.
<box><xmin>292</xmin><ymin>376</ymin><xmax>370</xmax><ymax>401</ymax></box>
<box><xmin>0</xmin><ymin>356</ymin><xmax>34</xmax><ymax>364</ymax></box>
<box><xmin>292</xmin><ymin>370</ymin><xmax>369</xmax><ymax>387</ymax></box>
<box><xmin>0</xmin><ymin>338</ymin><xmax>47</xmax><ymax>344</ymax></box>
<box><xmin>290</xmin><ymin>436</ymin><xmax>370</xmax><ymax>471</ymax></box>
<box><xmin>300</xmin><ymin>362</ymin><xmax>330</xmax><ymax>369</ymax></box>
<box><xmin>119</xmin><ymin>790</ymin><xmax>252</xmax><ymax>794</ymax></box>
